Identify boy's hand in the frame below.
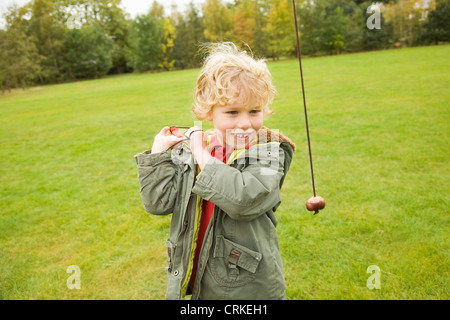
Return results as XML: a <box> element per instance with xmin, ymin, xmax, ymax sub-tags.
<box><xmin>151</xmin><ymin>127</ymin><xmax>183</xmax><ymax>154</ymax></box>
<box><xmin>186</xmin><ymin>126</ymin><xmax>212</xmax><ymax>170</ymax></box>
<box><xmin>186</xmin><ymin>126</ymin><xmax>206</xmax><ymax>155</ymax></box>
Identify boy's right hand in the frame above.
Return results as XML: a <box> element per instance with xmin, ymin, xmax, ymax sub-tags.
<box><xmin>151</xmin><ymin>127</ymin><xmax>183</xmax><ymax>154</ymax></box>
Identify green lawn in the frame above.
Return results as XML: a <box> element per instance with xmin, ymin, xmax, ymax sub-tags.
<box><xmin>1</xmin><ymin>45</ymin><xmax>449</xmax><ymax>300</ymax></box>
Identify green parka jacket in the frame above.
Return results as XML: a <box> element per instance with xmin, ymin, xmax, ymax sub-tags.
<box><xmin>135</xmin><ymin>128</ymin><xmax>295</xmax><ymax>300</ymax></box>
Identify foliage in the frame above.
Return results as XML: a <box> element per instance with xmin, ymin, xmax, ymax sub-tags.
<box><xmin>233</xmin><ymin>1</ymin><xmax>256</xmax><ymax>49</ymax></box>
<box><xmin>422</xmin><ymin>0</ymin><xmax>450</xmax><ymax>44</ymax></box>
<box><xmin>263</xmin><ymin>0</ymin><xmax>295</xmax><ymax>60</ymax></box>
<box><xmin>60</xmin><ymin>25</ymin><xmax>113</xmax><ymax>79</ymax></box>
<box><xmin>171</xmin><ymin>2</ymin><xmax>205</xmax><ymax>69</ymax></box>
<box><xmin>0</xmin><ymin>27</ymin><xmax>41</xmax><ymax>91</ymax></box>
<box><xmin>159</xmin><ymin>18</ymin><xmax>176</xmax><ymax>70</ymax></box>
<box><xmin>202</xmin><ymin>0</ymin><xmax>234</xmax><ymax>42</ymax></box>
<box><xmin>0</xmin><ymin>0</ymin><xmax>448</xmax><ymax>88</ymax></box>
<box><xmin>128</xmin><ymin>14</ymin><xmax>164</xmax><ymax>72</ymax></box>
<box><xmin>93</xmin><ymin>0</ymin><xmax>131</xmax><ymax>74</ymax></box>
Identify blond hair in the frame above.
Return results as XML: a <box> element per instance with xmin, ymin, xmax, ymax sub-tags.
<box><xmin>192</xmin><ymin>42</ymin><xmax>277</xmax><ymax>120</ymax></box>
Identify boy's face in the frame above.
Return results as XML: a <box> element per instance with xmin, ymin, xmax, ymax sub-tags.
<box><xmin>206</xmin><ymin>97</ymin><xmax>264</xmax><ymax>149</ymax></box>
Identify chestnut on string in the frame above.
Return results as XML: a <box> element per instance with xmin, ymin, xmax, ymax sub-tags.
<box><xmin>293</xmin><ymin>1</ymin><xmax>325</xmax><ymax>216</ymax></box>
<box><xmin>306</xmin><ymin>196</ymin><xmax>325</xmax><ymax>214</ymax></box>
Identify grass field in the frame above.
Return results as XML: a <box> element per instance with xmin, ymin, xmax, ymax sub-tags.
<box><xmin>0</xmin><ymin>45</ymin><xmax>449</xmax><ymax>300</ymax></box>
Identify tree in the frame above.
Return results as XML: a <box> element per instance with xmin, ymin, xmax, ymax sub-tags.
<box><xmin>263</xmin><ymin>0</ymin><xmax>295</xmax><ymax>60</ymax></box>
<box><xmin>60</xmin><ymin>24</ymin><xmax>113</xmax><ymax>79</ymax></box>
<box><xmin>203</xmin><ymin>0</ymin><xmax>234</xmax><ymax>42</ymax></box>
<box><xmin>94</xmin><ymin>0</ymin><xmax>131</xmax><ymax>74</ymax></box>
<box><xmin>361</xmin><ymin>1</ymin><xmax>394</xmax><ymax>50</ymax></box>
<box><xmin>296</xmin><ymin>0</ymin><xmax>329</xmax><ymax>56</ymax></box>
<box><xmin>324</xmin><ymin>6</ymin><xmax>348</xmax><ymax>54</ymax></box>
<box><xmin>383</xmin><ymin>0</ymin><xmax>432</xmax><ymax>47</ymax></box>
<box><xmin>129</xmin><ymin>14</ymin><xmax>164</xmax><ymax>72</ymax></box>
<box><xmin>56</xmin><ymin>0</ymin><xmax>131</xmax><ymax>74</ymax></box>
<box><xmin>172</xmin><ymin>1</ymin><xmax>205</xmax><ymax>69</ymax></box>
<box><xmin>423</xmin><ymin>0</ymin><xmax>450</xmax><ymax>44</ymax></box>
<box><xmin>159</xmin><ymin>17</ymin><xmax>176</xmax><ymax>70</ymax></box>
<box><xmin>27</xmin><ymin>0</ymin><xmax>66</xmax><ymax>82</ymax></box>
<box><xmin>0</xmin><ymin>27</ymin><xmax>42</xmax><ymax>91</ymax></box>
<box><xmin>253</xmin><ymin>0</ymin><xmax>269</xmax><ymax>57</ymax></box>
<box><xmin>149</xmin><ymin>0</ymin><xmax>165</xmax><ymax>19</ymax></box>
<box><xmin>233</xmin><ymin>0</ymin><xmax>256</xmax><ymax>49</ymax></box>
<box><xmin>344</xmin><ymin>6</ymin><xmax>365</xmax><ymax>52</ymax></box>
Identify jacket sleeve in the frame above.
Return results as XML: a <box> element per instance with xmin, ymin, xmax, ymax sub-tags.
<box><xmin>192</xmin><ymin>146</ymin><xmax>286</xmax><ymax>221</ymax></box>
<box><xmin>135</xmin><ymin>149</ymin><xmax>179</xmax><ymax>215</ymax></box>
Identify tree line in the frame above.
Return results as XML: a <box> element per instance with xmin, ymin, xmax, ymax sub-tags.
<box><xmin>1</xmin><ymin>0</ymin><xmax>449</xmax><ymax>91</ymax></box>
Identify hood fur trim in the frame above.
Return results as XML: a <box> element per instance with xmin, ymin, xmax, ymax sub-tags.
<box><xmin>258</xmin><ymin>126</ymin><xmax>296</xmax><ymax>151</ymax></box>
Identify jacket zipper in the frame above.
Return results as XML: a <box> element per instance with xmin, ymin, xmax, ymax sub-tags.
<box><xmin>179</xmin><ymin>163</ymin><xmax>201</xmax><ymax>299</ymax></box>
<box><xmin>179</xmin><ymin>199</ymin><xmax>190</xmax><ymax>298</ymax></box>
<box><xmin>180</xmin><ymin>195</ymin><xmax>202</xmax><ymax>298</ymax></box>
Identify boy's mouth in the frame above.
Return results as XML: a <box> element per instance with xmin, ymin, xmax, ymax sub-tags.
<box><xmin>229</xmin><ymin>132</ymin><xmax>253</xmax><ymax>142</ymax></box>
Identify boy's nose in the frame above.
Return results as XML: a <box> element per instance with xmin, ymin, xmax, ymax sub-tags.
<box><xmin>237</xmin><ymin>114</ymin><xmax>251</xmax><ymax>129</ymax></box>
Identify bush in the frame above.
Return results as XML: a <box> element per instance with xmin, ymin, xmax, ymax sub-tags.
<box><xmin>60</xmin><ymin>25</ymin><xmax>113</xmax><ymax>80</ymax></box>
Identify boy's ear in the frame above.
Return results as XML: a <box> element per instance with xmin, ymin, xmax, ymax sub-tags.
<box><xmin>205</xmin><ymin>111</ymin><xmax>213</xmax><ymax>121</ymax></box>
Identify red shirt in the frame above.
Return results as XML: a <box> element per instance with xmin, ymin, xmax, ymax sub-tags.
<box><xmin>189</xmin><ymin>135</ymin><xmax>257</xmax><ymax>290</ymax></box>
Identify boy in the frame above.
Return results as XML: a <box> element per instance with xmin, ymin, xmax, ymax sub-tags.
<box><xmin>135</xmin><ymin>43</ymin><xmax>295</xmax><ymax>300</ymax></box>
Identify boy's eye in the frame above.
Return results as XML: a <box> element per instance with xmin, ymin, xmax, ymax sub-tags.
<box><xmin>250</xmin><ymin>109</ymin><xmax>261</xmax><ymax>114</ymax></box>
<box><xmin>226</xmin><ymin>111</ymin><xmax>238</xmax><ymax>115</ymax></box>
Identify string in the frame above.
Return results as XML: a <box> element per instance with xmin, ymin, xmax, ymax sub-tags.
<box><xmin>292</xmin><ymin>0</ymin><xmax>317</xmax><ymax>200</ymax></box>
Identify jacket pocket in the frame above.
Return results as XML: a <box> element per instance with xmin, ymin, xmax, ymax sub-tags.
<box><xmin>210</xmin><ymin>235</ymin><xmax>262</xmax><ymax>287</ymax></box>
